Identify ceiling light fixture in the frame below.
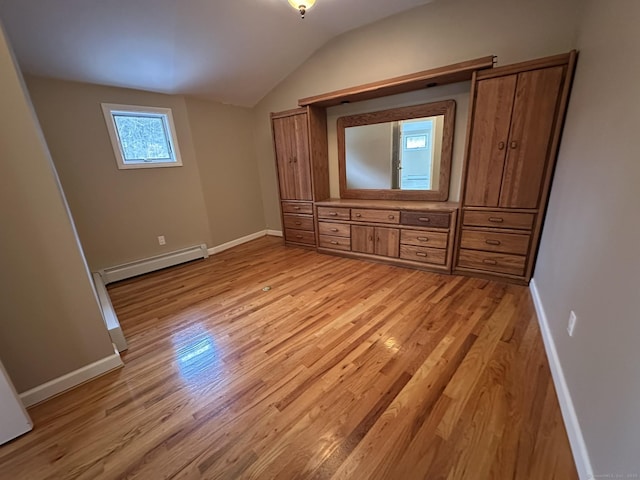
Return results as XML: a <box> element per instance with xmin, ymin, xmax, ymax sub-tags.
<box><xmin>288</xmin><ymin>0</ymin><xmax>316</xmax><ymax>19</ymax></box>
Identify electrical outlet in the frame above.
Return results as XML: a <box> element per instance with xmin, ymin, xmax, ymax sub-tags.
<box><xmin>158</xmin><ymin>235</ymin><xmax>166</xmax><ymax>246</ymax></box>
<box><xmin>567</xmin><ymin>310</ymin><xmax>577</xmax><ymax>337</ymax></box>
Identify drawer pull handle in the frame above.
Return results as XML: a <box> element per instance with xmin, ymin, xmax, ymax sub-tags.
<box><xmin>295</xmin><ymin>221</ymin><xmax>302</xmax><ymax>225</ymax></box>
<box><xmin>416</xmin><ymin>252</ymin><xmax>428</xmax><ymax>257</ymax></box>
<box><xmin>418</xmin><ymin>217</ymin><xmax>431</xmax><ymax>222</ymax></box>
<box><xmin>417</xmin><ymin>237</ymin><xmax>429</xmax><ymax>242</ymax></box>
<box><xmin>483</xmin><ymin>259</ymin><xmax>498</xmax><ymax>265</ymax></box>
<box><xmin>388</xmin><ymin>215</ymin><xmax>395</xmax><ymax>220</ymax></box>
<box><xmin>330</xmin><ymin>241</ymin><xmax>339</xmax><ymax>245</ymax></box>
<box><xmin>488</xmin><ymin>217</ymin><xmax>504</xmax><ymax>223</ymax></box>
<box><xmin>296</xmin><ymin>235</ymin><xmax>303</xmax><ymax>239</ymax></box>
<box><xmin>485</xmin><ymin>239</ymin><xmax>501</xmax><ymax>246</ymax></box>
<box><xmin>293</xmin><ymin>206</ymin><xmax>301</xmax><ymax>210</ymax></box>
<box><xmin>329</xmin><ymin>212</ymin><xmax>338</xmax><ymax>216</ymax></box>
<box><xmin>330</xmin><ymin>228</ymin><xmax>338</xmax><ymax>232</ymax></box>
<box><xmin>355</xmin><ymin>213</ymin><xmax>362</xmax><ymax>217</ymax></box>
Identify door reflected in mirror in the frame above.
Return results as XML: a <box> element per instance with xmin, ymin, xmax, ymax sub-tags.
<box><xmin>345</xmin><ymin>115</ymin><xmax>444</xmax><ymax>191</ymax></box>
<box><xmin>338</xmin><ymin>100</ymin><xmax>455</xmax><ymax>201</ymax></box>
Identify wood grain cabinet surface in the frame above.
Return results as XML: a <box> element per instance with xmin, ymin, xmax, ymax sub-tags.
<box><xmin>272</xmin><ymin>107</ymin><xmax>329</xmax><ymax>248</ymax></box>
<box><xmin>315</xmin><ymin>200</ymin><xmax>457</xmax><ymax>274</ymax></box>
<box><xmin>454</xmin><ymin>51</ymin><xmax>577</xmax><ymax>284</ymax></box>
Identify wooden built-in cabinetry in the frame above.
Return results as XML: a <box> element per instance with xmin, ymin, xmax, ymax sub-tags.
<box><xmin>315</xmin><ymin>200</ymin><xmax>457</xmax><ymax>274</ymax></box>
<box><xmin>454</xmin><ymin>52</ymin><xmax>577</xmax><ymax>283</ymax></box>
<box><xmin>271</xmin><ymin>107</ymin><xmax>329</xmax><ymax>247</ymax></box>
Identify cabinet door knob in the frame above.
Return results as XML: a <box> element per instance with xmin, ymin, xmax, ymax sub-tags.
<box><xmin>417</xmin><ymin>237</ymin><xmax>429</xmax><ymax>242</ymax></box>
<box><xmin>485</xmin><ymin>239</ymin><xmax>501</xmax><ymax>246</ymax></box>
<box><xmin>368</xmin><ymin>236</ymin><xmax>373</xmax><ymax>241</ymax></box>
<box><xmin>416</xmin><ymin>252</ymin><xmax>428</xmax><ymax>257</ymax></box>
<box><xmin>498</xmin><ymin>141</ymin><xmax>505</xmax><ymax>150</ymax></box>
<box><xmin>510</xmin><ymin>141</ymin><xmax>518</xmax><ymax>149</ymax></box>
<box><xmin>418</xmin><ymin>217</ymin><xmax>431</xmax><ymax>222</ymax></box>
<box><xmin>483</xmin><ymin>259</ymin><xmax>498</xmax><ymax>265</ymax></box>
<box><xmin>488</xmin><ymin>217</ymin><xmax>504</xmax><ymax>223</ymax></box>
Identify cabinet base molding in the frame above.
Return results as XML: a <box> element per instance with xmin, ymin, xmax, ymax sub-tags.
<box><xmin>317</xmin><ymin>248</ymin><xmax>451</xmax><ymax>275</ymax></box>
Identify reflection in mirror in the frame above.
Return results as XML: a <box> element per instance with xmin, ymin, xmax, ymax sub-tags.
<box><xmin>345</xmin><ymin>115</ymin><xmax>444</xmax><ymax>191</ymax></box>
<box><xmin>338</xmin><ymin>100</ymin><xmax>455</xmax><ymax>201</ymax></box>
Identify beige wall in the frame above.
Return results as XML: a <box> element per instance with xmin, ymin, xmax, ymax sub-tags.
<box><xmin>184</xmin><ymin>98</ymin><xmax>265</xmax><ymax>245</ymax></box>
<box><xmin>25</xmin><ymin>76</ymin><xmax>212</xmax><ymax>270</ymax></box>
<box><xmin>253</xmin><ymin>0</ymin><xmax>584</xmax><ymax>229</ymax></box>
<box><xmin>0</xmin><ymin>24</ymin><xmax>114</xmax><ymax>392</ymax></box>
<box><xmin>534</xmin><ymin>0</ymin><xmax>640</xmax><ymax>475</ymax></box>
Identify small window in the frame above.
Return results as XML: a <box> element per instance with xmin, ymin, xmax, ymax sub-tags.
<box><xmin>101</xmin><ymin>103</ymin><xmax>183</xmax><ymax>169</ymax></box>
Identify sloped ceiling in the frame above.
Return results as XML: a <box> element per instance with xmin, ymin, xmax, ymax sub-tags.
<box><xmin>0</xmin><ymin>0</ymin><xmax>435</xmax><ymax>106</ymax></box>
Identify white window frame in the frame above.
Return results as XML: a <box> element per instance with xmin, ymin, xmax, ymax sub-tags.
<box><xmin>101</xmin><ymin>103</ymin><xmax>183</xmax><ymax>169</ymax></box>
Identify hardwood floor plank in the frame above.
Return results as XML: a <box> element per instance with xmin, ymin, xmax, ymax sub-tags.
<box><xmin>0</xmin><ymin>237</ymin><xmax>577</xmax><ymax>480</ymax></box>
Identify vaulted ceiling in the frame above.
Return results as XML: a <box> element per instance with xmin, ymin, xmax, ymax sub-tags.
<box><xmin>0</xmin><ymin>0</ymin><xmax>435</xmax><ymax>106</ymax></box>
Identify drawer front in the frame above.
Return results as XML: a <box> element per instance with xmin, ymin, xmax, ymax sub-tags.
<box><xmin>458</xmin><ymin>249</ymin><xmax>526</xmax><ymax>276</ymax></box>
<box><xmin>400</xmin><ymin>245</ymin><xmax>446</xmax><ymax>265</ymax></box>
<box><xmin>400</xmin><ymin>229</ymin><xmax>448</xmax><ymax>249</ymax></box>
<box><xmin>284</xmin><ymin>228</ymin><xmax>316</xmax><ymax>245</ymax></box>
<box><xmin>460</xmin><ymin>230</ymin><xmax>530</xmax><ymax>255</ymax></box>
<box><xmin>401</xmin><ymin>211</ymin><xmax>450</xmax><ymax>228</ymax></box>
<box><xmin>282</xmin><ymin>202</ymin><xmax>313</xmax><ymax>215</ymax></box>
<box><xmin>317</xmin><ymin>206</ymin><xmax>350</xmax><ymax>220</ymax></box>
<box><xmin>351</xmin><ymin>209</ymin><xmax>400</xmax><ymax>224</ymax></box>
<box><xmin>318</xmin><ymin>221</ymin><xmax>351</xmax><ymax>238</ymax></box>
<box><xmin>463</xmin><ymin>211</ymin><xmax>534</xmax><ymax>230</ymax></box>
<box><xmin>283</xmin><ymin>214</ymin><xmax>314</xmax><ymax>232</ymax></box>
<box><xmin>319</xmin><ymin>234</ymin><xmax>351</xmax><ymax>251</ymax></box>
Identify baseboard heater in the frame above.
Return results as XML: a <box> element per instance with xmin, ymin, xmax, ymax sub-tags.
<box><xmin>99</xmin><ymin>244</ymin><xmax>209</xmax><ymax>285</ymax></box>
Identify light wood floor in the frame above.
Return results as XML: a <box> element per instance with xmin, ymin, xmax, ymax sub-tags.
<box><xmin>0</xmin><ymin>236</ymin><xmax>577</xmax><ymax>479</ymax></box>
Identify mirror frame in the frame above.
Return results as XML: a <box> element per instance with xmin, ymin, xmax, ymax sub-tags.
<box><xmin>337</xmin><ymin>100</ymin><xmax>455</xmax><ymax>201</ymax></box>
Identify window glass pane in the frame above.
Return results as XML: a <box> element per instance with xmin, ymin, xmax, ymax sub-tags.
<box><xmin>113</xmin><ymin>114</ymin><xmax>172</xmax><ymax>162</ymax></box>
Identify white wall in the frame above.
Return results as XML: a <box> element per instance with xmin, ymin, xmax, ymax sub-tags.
<box><xmin>534</xmin><ymin>0</ymin><xmax>640</xmax><ymax>476</ymax></box>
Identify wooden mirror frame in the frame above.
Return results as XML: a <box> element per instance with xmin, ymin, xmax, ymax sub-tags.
<box><xmin>337</xmin><ymin>100</ymin><xmax>455</xmax><ymax>201</ymax></box>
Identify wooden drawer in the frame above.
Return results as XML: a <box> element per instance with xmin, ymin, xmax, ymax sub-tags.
<box><xmin>282</xmin><ymin>201</ymin><xmax>313</xmax><ymax>215</ymax></box>
<box><xmin>283</xmin><ymin>214</ymin><xmax>314</xmax><ymax>232</ymax></box>
<box><xmin>400</xmin><ymin>245</ymin><xmax>446</xmax><ymax>265</ymax></box>
<box><xmin>351</xmin><ymin>209</ymin><xmax>400</xmax><ymax>224</ymax></box>
<box><xmin>463</xmin><ymin>211</ymin><xmax>534</xmax><ymax>230</ymax></box>
<box><xmin>319</xmin><ymin>234</ymin><xmax>351</xmax><ymax>251</ymax></box>
<box><xmin>401</xmin><ymin>211</ymin><xmax>450</xmax><ymax>228</ymax></box>
<box><xmin>460</xmin><ymin>230</ymin><xmax>530</xmax><ymax>255</ymax></box>
<box><xmin>400</xmin><ymin>229</ymin><xmax>448</xmax><ymax>249</ymax></box>
<box><xmin>458</xmin><ymin>249</ymin><xmax>526</xmax><ymax>276</ymax></box>
<box><xmin>284</xmin><ymin>228</ymin><xmax>316</xmax><ymax>245</ymax></box>
<box><xmin>318</xmin><ymin>222</ymin><xmax>350</xmax><ymax>238</ymax></box>
<box><xmin>317</xmin><ymin>206</ymin><xmax>350</xmax><ymax>220</ymax></box>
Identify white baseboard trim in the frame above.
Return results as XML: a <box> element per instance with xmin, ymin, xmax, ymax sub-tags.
<box><xmin>19</xmin><ymin>346</ymin><xmax>123</xmax><ymax>408</ymax></box>
<box><xmin>266</xmin><ymin>229</ymin><xmax>283</xmax><ymax>237</ymax></box>
<box><xmin>530</xmin><ymin>279</ymin><xmax>593</xmax><ymax>480</ymax></box>
<box><xmin>100</xmin><ymin>244</ymin><xmax>208</xmax><ymax>284</ymax></box>
<box><xmin>207</xmin><ymin>230</ymin><xmax>276</xmax><ymax>255</ymax></box>
<box><xmin>93</xmin><ymin>272</ymin><xmax>127</xmax><ymax>352</ymax></box>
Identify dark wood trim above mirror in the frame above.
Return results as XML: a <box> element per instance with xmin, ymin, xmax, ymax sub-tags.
<box><xmin>338</xmin><ymin>100</ymin><xmax>456</xmax><ymax>201</ymax></box>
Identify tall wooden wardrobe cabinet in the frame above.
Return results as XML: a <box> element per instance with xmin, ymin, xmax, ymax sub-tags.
<box><xmin>454</xmin><ymin>51</ymin><xmax>577</xmax><ymax>283</ymax></box>
<box><xmin>271</xmin><ymin>106</ymin><xmax>329</xmax><ymax>247</ymax></box>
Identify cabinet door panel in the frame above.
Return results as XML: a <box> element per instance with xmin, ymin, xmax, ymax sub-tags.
<box><xmin>273</xmin><ymin>116</ymin><xmax>297</xmax><ymax>200</ymax></box>
<box><xmin>464</xmin><ymin>75</ymin><xmax>517</xmax><ymax>207</ymax></box>
<box><xmin>499</xmin><ymin>66</ymin><xmax>564</xmax><ymax>208</ymax></box>
<box><xmin>375</xmin><ymin>227</ymin><xmax>400</xmax><ymax>258</ymax></box>
<box><xmin>292</xmin><ymin>113</ymin><xmax>313</xmax><ymax>200</ymax></box>
<box><xmin>352</xmin><ymin>225</ymin><xmax>375</xmax><ymax>254</ymax></box>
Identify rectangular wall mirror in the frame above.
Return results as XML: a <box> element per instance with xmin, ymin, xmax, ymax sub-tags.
<box><xmin>337</xmin><ymin>100</ymin><xmax>455</xmax><ymax>201</ymax></box>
